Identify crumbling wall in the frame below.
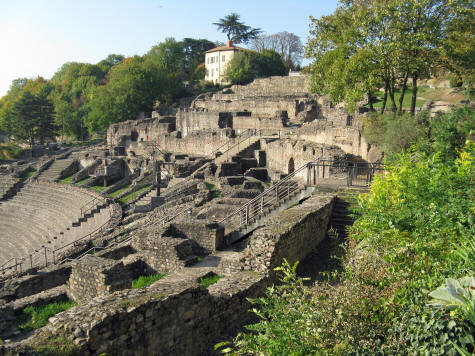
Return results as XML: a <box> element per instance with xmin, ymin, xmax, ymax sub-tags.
<box><xmin>264</xmin><ymin>138</ymin><xmax>347</xmax><ymax>179</ymax></box>
<box><xmin>68</xmin><ymin>256</ymin><xmax>132</xmax><ymax>303</ymax></box>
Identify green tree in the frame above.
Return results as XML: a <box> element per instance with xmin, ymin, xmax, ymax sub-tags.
<box><xmin>213</xmin><ymin>13</ymin><xmax>262</xmax><ymax>44</ymax></box>
<box><xmin>307</xmin><ymin>0</ymin><xmax>450</xmax><ymax>115</ymax></box>
<box><xmin>224</xmin><ymin>49</ymin><xmax>286</xmax><ymax>85</ymax></box>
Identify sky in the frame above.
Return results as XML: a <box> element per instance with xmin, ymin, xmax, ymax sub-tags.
<box><xmin>0</xmin><ymin>0</ymin><xmax>339</xmax><ymax>97</ymax></box>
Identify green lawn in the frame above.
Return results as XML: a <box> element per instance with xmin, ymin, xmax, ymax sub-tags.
<box><xmin>119</xmin><ymin>185</ymin><xmax>150</xmax><ymax>204</ymax></box>
<box><xmin>108</xmin><ymin>184</ymin><xmax>131</xmax><ymax>198</ymax></box>
<box><xmin>371</xmin><ymin>87</ymin><xmax>425</xmax><ymax>108</ymax></box>
<box><xmin>132</xmin><ymin>274</ymin><xmax>165</xmax><ymax>289</ymax></box>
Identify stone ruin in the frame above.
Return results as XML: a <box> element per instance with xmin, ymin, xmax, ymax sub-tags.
<box><xmin>0</xmin><ymin>74</ymin><xmax>384</xmax><ymax>355</ymax></box>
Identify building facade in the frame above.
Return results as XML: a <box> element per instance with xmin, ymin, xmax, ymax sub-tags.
<box><xmin>205</xmin><ymin>40</ymin><xmax>244</xmax><ymax>85</ymax></box>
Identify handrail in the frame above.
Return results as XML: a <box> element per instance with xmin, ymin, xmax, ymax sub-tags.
<box><xmin>80</xmin><ymin>197</ymin><xmax>99</xmax><ymax>218</ymax></box>
<box><xmin>0</xmin><ymin>200</ymin><xmax>119</xmax><ymax>275</ymax></box>
<box><xmin>218</xmin><ymin>159</ymin><xmax>386</xmax><ymax>232</ymax></box>
<box><xmin>218</xmin><ymin>159</ymin><xmax>313</xmax><ymax>226</ymax></box>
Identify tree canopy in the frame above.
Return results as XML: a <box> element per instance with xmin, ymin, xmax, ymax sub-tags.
<box><xmin>213</xmin><ymin>13</ymin><xmax>262</xmax><ymax>44</ymax></box>
<box><xmin>306</xmin><ymin>0</ymin><xmax>466</xmax><ymax>114</ymax></box>
<box><xmin>224</xmin><ymin>49</ymin><xmax>286</xmax><ymax>85</ymax></box>
<box><xmin>250</xmin><ymin>32</ymin><xmax>304</xmax><ymax>71</ymax></box>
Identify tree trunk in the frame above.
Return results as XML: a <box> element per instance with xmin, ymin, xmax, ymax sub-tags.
<box><xmin>398</xmin><ymin>73</ymin><xmax>409</xmax><ymax>113</ymax></box>
<box><xmin>381</xmin><ymin>85</ymin><xmax>388</xmax><ymax>114</ymax></box>
<box><xmin>410</xmin><ymin>75</ymin><xmax>418</xmax><ymax>116</ymax></box>
<box><xmin>388</xmin><ymin>86</ymin><xmax>397</xmax><ymax>113</ymax></box>
<box><xmin>368</xmin><ymin>91</ymin><xmax>374</xmax><ymax>111</ymax></box>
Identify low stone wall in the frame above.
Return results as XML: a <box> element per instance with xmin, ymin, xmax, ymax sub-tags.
<box><xmin>68</xmin><ymin>256</ymin><xmax>132</xmax><ymax>303</ymax></box>
<box><xmin>164</xmin><ymin>221</ymin><xmax>225</xmax><ymax>252</ymax></box>
<box><xmin>5</xmin><ymin>193</ymin><xmax>336</xmax><ymax>355</ymax></box>
<box><xmin>0</xmin><ymin>265</ymin><xmax>71</xmax><ymax>302</ymax></box>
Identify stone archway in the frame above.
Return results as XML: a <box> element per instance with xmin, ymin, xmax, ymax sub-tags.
<box><xmin>288</xmin><ymin>158</ymin><xmax>295</xmax><ymax>174</ymax></box>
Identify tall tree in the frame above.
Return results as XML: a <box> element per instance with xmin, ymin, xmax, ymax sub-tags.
<box><xmin>250</xmin><ymin>32</ymin><xmax>304</xmax><ymax>70</ymax></box>
<box><xmin>213</xmin><ymin>13</ymin><xmax>262</xmax><ymax>44</ymax></box>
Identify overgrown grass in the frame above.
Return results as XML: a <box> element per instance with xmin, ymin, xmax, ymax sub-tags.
<box><xmin>90</xmin><ymin>184</ymin><xmax>107</xmax><ymax>192</ymax></box>
<box><xmin>17</xmin><ymin>301</ymin><xmax>77</xmax><ymax>333</ymax></box>
<box><xmin>118</xmin><ymin>185</ymin><xmax>150</xmax><ymax>204</ymax></box>
<box><xmin>199</xmin><ymin>275</ymin><xmax>223</xmax><ymax>288</ymax></box>
<box><xmin>0</xmin><ymin>143</ymin><xmax>23</xmax><ymax>160</ymax></box>
<box><xmin>75</xmin><ymin>177</ymin><xmax>90</xmax><ymax>186</ymax></box>
<box><xmin>20</xmin><ymin>170</ymin><xmax>36</xmax><ymax>179</ymax></box>
<box><xmin>108</xmin><ymin>184</ymin><xmax>131</xmax><ymax>198</ymax></box>
<box><xmin>132</xmin><ymin>274</ymin><xmax>165</xmax><ymax>289</ymax></box>
<box><xmin>59</xmin><ymin>175</ymin><xmax>73</xmax><ymax>184</ymax></box>
<box><xmin>204</xmin><ymin>181</ymin><xmax>216</xmax><ymax>190</ymax></box>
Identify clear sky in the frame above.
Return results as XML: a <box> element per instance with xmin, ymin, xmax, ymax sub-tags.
<box><xmin>0</xmin><ymin>0</ymin><xmax>339</xmax><ymax>97</ymax></box>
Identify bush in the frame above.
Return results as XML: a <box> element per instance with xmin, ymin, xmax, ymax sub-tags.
<box><xmin>0</xmin><ymin>142</ymin><xmax>23</xmax><ymax>160</ymax></box>
<box><xmin>220</xmin><ymin>120</ymin><xmax>475</xmax><ymax>354</ymax></box>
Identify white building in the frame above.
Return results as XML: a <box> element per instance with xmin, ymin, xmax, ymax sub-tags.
<box><xmin>205</xmin><ymin>40</ymin><xmax>244</xmax><ymax>85</ymax></box>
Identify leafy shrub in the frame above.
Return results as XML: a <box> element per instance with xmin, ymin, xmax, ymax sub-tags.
<box><xmin>132</xmin><ymin>274</ymin><xmax>165</xmax><ymax>289</ymax></box>
<box><xmin>0</xmin><ymin>142</ymin><xmax>23</xmax><ymax>160</ymax></box>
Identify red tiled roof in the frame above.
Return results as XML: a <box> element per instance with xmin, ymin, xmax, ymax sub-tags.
<box><xmin>205</xmin><ymin>45</ymin><xmax>246</xmax><ymax>53</ymax></box>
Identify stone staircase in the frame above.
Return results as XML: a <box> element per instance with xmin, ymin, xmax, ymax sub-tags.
<box><xmin>36</xmin><ymin>158</ymin><xmax>75</xmax><ymax>181</ymax></box>
<box><xmin>327</xmin><ymin>194</ymin><xmax>357</xmax><ymax>239</ymax></box>
<box><xmin>219</xmin><ymin>161</ymin><xmax>321</xmax><ymax>244</ymax></box>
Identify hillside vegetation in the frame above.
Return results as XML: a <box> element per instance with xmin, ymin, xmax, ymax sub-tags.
<box><xmin>218</xmin><ymin>107</ymin><xmax>474</xmax><ymax>354</ymax></box>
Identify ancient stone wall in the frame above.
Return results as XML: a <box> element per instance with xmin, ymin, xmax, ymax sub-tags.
<box><xmin>164</xmin><ymin>221</ymin><xmax>225</xmax><ymax>253</ymax></box>
<box><xmin>0</xmin><ymin>265</ymin><xmax>71</xmax><ymax>302</ymax></box>
<box><xmin>68</xmin><ymin>256</ymin><xmax>132</xmax><ymax>303</ymax></box>
<box><xmin>264</xmin><ymin>138</ymin><xmax>347</xmax><ymax>179</ymax></box>
<box><xmin>124</xmin><ymin>129</ymin><xmax>235</xmax><ymax>157</ymax></box>
<box><xmin>8</xmin><ymin>194</ymin><xmax>335</xmax><ymax>356</ymax></box>
<box><xmin>296</xmin><ymin>97</ymin><xmax>374</xmax><ymax>160</ymax></box>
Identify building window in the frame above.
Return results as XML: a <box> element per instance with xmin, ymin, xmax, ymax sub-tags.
<box><xmin>207</xmin><ymin>57</ymin><xmax>209</xmax><ymax>64</ymax></box>
<box><xmin>211</xmin><ymin>69</ymin><xmax>214</xmax><ymax>77</ymax></box>
<box><xmin>222</xmin><ymin>55</ymin><xmax>225</xmax><ymax>62</ymax></box>
<box><xmin>206</xmin><ymin>69</ymin><xmax>209</xmax><ymax>77</ymax></box>
<box><xmin>211</xmin><ymin>57</ymin><xmax>214</xmax><ymax>64</ymax></box>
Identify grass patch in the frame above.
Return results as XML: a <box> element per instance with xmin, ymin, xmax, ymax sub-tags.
<box><xmin>90</xmin><ymin>184</ymin><xmax>107</xmax><ymax>192</ymax></box>
<box><xmin>59</xmin><ymin>175</ymin><xmax>73</xmax><ymax>184</ymax></box>
<box><xmin>264</xmin><ymin>180</ymin><xmax>272</xmax><ymax>187</ymax></box>
<box><xmin>28</xmin><ymin>334</ymin><xmax>82</xmax><ymax>356</ymax></box>
<box><xmin>370</xmin><ymin>87</ymin><xmax>425</xmax><ymax>108</ymax></box>
<box><xmin>75</xmin><ymin>177</ymin><xmax>90</xmax><ymax>186</ymax></box>
<box><xmin>20</xmin><ymin>170</ymin><xmax>36</xmax><ymax>179</ymax></box>
<box><xmin>17</xmin><ymin>301</ymin><xmax>77</xmax><ymax>333</ymax></box>
<box><xmin>118</xmin><ymin>185</ymin><xmax>150</xmax><ymax>204</ymax></box>
<box><xmin>211</xmin><ymin>191</ymin><xmax>222</xmax><ymax>199</ymax></box>
<box><xmin>108</xmin><ymin>184</ymin><xmax>131</xmax><ymax>198</ymax></box>
<box><xmin>199</xmin><ymin>275</ymin><xmax>223</xmax><ymax>288</ymax></box>
<box><xmin>132</xmin><ymin>274</ymin><xmax>166</xmax><ymax>289</ymax></box>
<box><xmin>204</xmin><ymin>181</ymin><xmax>216</xmax><ymax>190</ymax></box>
<box><xmin>0</xmin><ymin>143</ymin><xmax>23</xmax><ymax>160</ymax></box>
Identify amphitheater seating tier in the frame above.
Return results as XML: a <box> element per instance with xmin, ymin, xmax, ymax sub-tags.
<box><xmin>0</xmin><ymin>181</ymin><xmax>114</xmax><ymax>269</ymax></box>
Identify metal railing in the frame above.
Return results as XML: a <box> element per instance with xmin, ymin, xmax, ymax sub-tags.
<box><xmin>219</xmin><ymin>159</ymin><xmax>385</xmax><ymax>231</ymax></box>
<box><xmin>218</xmin><ymin>159</ymin><xmax>311</xmax><ymax>229</ymax></box>
<box><xmin>0</xmin><ymin>202</ymin><xmax>117</xmax><ymax>275</ymax></box>
<box><xmin>80</xmin><ymin>197</ymin><xmax>100</xmax><ymax>218</ymax></box>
